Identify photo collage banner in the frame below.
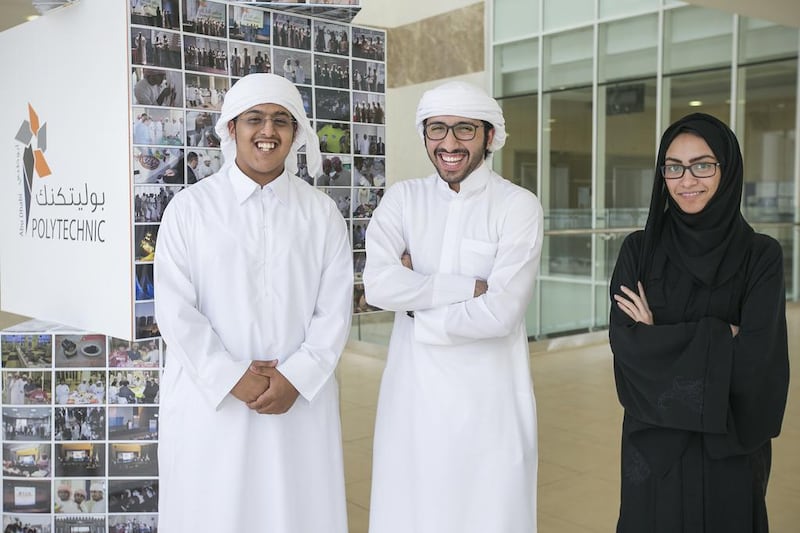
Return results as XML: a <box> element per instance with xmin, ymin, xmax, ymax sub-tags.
<box><xmin>2</xmin><ymin>0</ymin><xmax>385</xmax><ymax>530</ymax></box>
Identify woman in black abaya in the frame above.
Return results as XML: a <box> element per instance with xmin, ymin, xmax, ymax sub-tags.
<box><xmin>609</xmin><ymin>113</ymin><xmax>790</xmax><ymax>532</ymax></box>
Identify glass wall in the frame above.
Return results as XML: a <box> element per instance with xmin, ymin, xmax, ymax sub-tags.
<box><xmin>491</xmin><ymin>0</ymin><xmax>800</xmax><ymax>338</ymax></box>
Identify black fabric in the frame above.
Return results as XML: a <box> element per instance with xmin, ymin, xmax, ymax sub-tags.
<box><xmin>609</xmin><ymin>112</ymin><xmax>790</xmax><ymax>532</ymax></box>
<box><xmin>640</xmin><ymin>113</ymin><xmax>754</xmax><ymax>287</ymax></box>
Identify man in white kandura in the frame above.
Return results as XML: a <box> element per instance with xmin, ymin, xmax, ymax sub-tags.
<box><xmin>364</xmin><ymin>81</ymin><xmax>543</xmax><ymax>533</ymax></box>
<box><xmin>154</xmin><ymin>73</ymin><xmax>352</xmax><ymax>532</ymax></box>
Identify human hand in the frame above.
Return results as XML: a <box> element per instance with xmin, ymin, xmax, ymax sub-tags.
<box><xmin>248</xmin><ymin>359</ymin><xmax>279</xmax><ymax>377</ymax></box>
<box><xmin>401</xmin><ymin>252</ymin><xmax>413</xmax><ymax>270</ymax></box>
<box><xmin>247</xmin><ymin>364</ymin><xmax>300</xmax><ymax>415</ymax></box>
<box><xmin>613</xmin><ymin>281</ymin><xmax>654</xmax><ymax>325</ymax></box>
<box><xmin>730</xmin><ymin>324</ymin><xmax>740</xmax><ymax>337</ymax></box>
<box><xmin>474</xmin><ymin>279</ymin><xmax>488</xmax><ymax>297</ymax></box>
<box><xmin>230</xmin><ymin>368</ymin><xmax>270</xmax><ymax>404</ymax></box>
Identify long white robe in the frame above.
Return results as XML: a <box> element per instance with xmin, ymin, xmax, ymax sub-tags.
<box><xmin>364</xmin><ymin>163</ymin><xmax>542</xmax><ymax>533</ymax></box>
<box><xmin>154</xmin><ymin>163</ymin><xmax>353</xmax><ymax>532</ymax></box>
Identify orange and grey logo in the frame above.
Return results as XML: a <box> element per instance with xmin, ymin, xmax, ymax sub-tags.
<box><xmin>15</xmin><ymin>103</ymin><xmax>51</xmax><ymax>231</ymax></box>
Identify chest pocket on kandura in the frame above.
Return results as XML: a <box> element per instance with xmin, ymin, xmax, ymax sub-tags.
<box><xmin>459</xmin><ymin>238</ymin><xmax>498</xmax><ymax>280</ymax></box>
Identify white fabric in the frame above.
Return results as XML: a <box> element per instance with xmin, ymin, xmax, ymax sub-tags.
<box><xmin>414</xmin><ymin>81</ymin><xmax>507</xmax><ymax>152</ymax></box>
<box><xmin>154</xmin><ymin>164</ymin><xmax>352</xmax><ymax>532</ymax></box>
<box><xmin>364</xmin><ymin>162</ymin><xmax>542</xmax><ymax>533</ymax></box>
<box><xmin>214</xmin><ymin>73</ymin><xmax>322</xmax><ymax>177</ymax></box>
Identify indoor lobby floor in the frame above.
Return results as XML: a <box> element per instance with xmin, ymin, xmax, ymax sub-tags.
<box><xmin>338</xmin><ymin>305</ymin><xmax>800</xmax><ymax>533</ymax></box>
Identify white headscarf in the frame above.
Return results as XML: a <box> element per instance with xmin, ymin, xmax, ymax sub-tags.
<box><xmin>414</xmin><ymin>80</ymin><xmax>507</xmax><ymax>153</ymax></box>
<box><xmin>214</xmin><ymin>73</ymin><xmax>321</xmax><ymax>177</ymax></box>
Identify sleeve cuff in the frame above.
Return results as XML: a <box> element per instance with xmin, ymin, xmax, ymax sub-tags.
<box><xmin>204</xmin><ymin>359</ymin><xmax>252</xmax><ymax>411</ymax></box>
<box><xmin>277</xmin><ymin>350</ymin><xmax>331</xmax><ymax>402</ymax></box>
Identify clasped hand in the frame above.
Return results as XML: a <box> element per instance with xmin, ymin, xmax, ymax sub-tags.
<box><xmin>230</xmin><ymin>359</ymin><xmax>299</xmax><ymax>414</ymax></box>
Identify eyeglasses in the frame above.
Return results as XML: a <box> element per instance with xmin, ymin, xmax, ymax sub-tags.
<box><xmin>424</xmin><ymin>121</ymin><xmax>483</xmax><ymax>141</ymax></box>
<box><xmin>236</xmin><ymin>113</ymin><xmax>297</xmax><ymax>131</ymax></box>
<box><xmin>660</xmin><ymin>161</ymin><xmax>720</xmax><ymax>179</ymax></box>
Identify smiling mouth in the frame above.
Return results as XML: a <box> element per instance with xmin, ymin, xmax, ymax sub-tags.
<box><xmin>436</xmin><ymin>150</ymin><xmax>467</xmax><ymax>168</ymax></box>
<box><xmin>256</xmin><ymin>141</ymin><xmax>277</xmax><ymax>152</ymax></box>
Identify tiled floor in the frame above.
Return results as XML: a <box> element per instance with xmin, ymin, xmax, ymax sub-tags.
<box><xmin>339</xmin><ymin>305</ymin><xmax>800</xmax><ymax>533</ymax></box>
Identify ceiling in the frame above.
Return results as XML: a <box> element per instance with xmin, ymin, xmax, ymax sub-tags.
<box><xmin>0</xmin><ymin>0</ymin><xmax>798</xmax><ymax>36</ymax></box>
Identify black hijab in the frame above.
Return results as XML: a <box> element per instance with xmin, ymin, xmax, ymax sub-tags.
<box><xmin>639</xmin><ymin>113</ymin><xmax>754</xmax><ymax>287</ymax></box>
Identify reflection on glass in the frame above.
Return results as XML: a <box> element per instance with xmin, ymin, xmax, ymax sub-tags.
<box><xmin>598</xmin><ymin>14</ymin><xmax>658</xmax><ymax>83</ymax></box>
<box><xmin>494</xmin><ymin>0</ymin><xmax>540</xmax><ymax>41</ymax></box>
<box><xmin>497</xmin><ymin>94</ymin><xmax>538</xmax><ymax>193</ymax></box>
<box><xmin>665</xmin><ymin>68</ymin><xmax>730</xmax><ymax>124</ymax></box>
<box><xmin>599</xmin><ymin>0</ymin><xmax>659</xmax><ymax>19</ymax></box>
<box><xmin>543</xmin><ymin>27</ymin><xmax>593</xmax><ymax>91</ymax></box>
<box><xmin>543</xmin><ymin>0</ymin><xmax>594</xmax><ymax>31</ymax></box>
<box><xmin>663</xmin><ymin>6</ymin><xmax>732</xmax><ymax>74</ymax></box>
<box><xmin>493</xmin><ymin>38</ymin><xmax>539</xmax><ymax>97</ymax></box>
<box><xmin>739</xmin><ymin>18</ymin><xmax>799</xmax><ymax>64</ymax></box>
<box><xmin>738</xmin><ymin>60</ymin><xmax>797</xmax><ymax>223</ymax></box>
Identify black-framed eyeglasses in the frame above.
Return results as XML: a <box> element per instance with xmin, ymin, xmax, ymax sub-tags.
<box><xmin>660</xmin><ymin>161</ymin><xmax>720</xmax><ymax>179</ymax></box>
<box><xmin>236</xmin><ymin>113</ymin><xmax>297</xmax><ymax>131</ymax></box>
<box><xmin>424</xmin><ymin>121</ymin><xmax>483</xmax><ymax>141</ymax></box>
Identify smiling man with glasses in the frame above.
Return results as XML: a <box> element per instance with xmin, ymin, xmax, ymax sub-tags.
<box><xmin>364</xmin><ymin>81</ymin><xmax>543</xmax><ymax>533</ymax></box>
<box><xmin>154</xmin><ymin>73</ymin><xmax>352</xmax><ymax>533</ymax></box>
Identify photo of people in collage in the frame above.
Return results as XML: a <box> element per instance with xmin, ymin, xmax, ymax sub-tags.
<box><xmin>4</xmin><ymin>2</ymin><xmax>382</xmax><ymax>528</ymax></box>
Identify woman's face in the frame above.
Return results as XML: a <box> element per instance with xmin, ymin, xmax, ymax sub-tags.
<box><xmin>664</xmin><ymin>133</ymin><xmax>721</xmax><ymax>214</ymax></box>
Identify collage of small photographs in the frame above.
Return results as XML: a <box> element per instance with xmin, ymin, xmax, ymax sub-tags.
<box><xmin>2</xmin><ymin>330</ymin><xmax>161</xmax><ymax>532</ymax></box>
<box><xmin>132</xmin><ymin>0</ymin><xmax>385</xmax><ymax>341</ymax></box>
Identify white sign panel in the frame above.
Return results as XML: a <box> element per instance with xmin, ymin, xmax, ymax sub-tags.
<box><xmin>0</xmin><ymin>0</ymin><xmax>134</xmax><ymax>339</ymax></box>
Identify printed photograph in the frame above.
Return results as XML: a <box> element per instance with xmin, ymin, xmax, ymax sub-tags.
<box><xmin>108</xmin><ymin>407</ymin><xmax>159</xmax><ymax>441</ymax></box>
<box><xmin>2</xmin><ymin>371</ymin><xmax>51</xmax><ymax>405</ymax></box>
<box><xmin>54</xmin><ymin>479</ymin><xmax>106</xmax><ymax>513</ymax></box>
<box><xmin>108</xmin><ymin>370</ymin><xmax>160</xmax><ymax>405</ymax></box>
<box><xmin>352</xmin><ymin>187</ymin><xmax>384</xmax><ymax>219</ymax></box>
<box><xmin>318</xmin><ymin>155</ymin><xmax>352</xmax><ymax>187</ymax></box>
<box><xmin>297</xmin><ymin>85</ymin><xmax>313</xmax><ymax>117</ymax></box>
<box><xmin>136</xmin><ymin>263</ymin><xmax>156</xmax><ymax>302</ymax></box>
<box><xmin>185</xmin><ymin>72</ymin><xmax>230</xmax><ymax>111</ymax></box>
<box><xmin>133</xmin><ymin>106</ymin><xmax>185</xmax><ymax>146</ymax></box>
<box><xmin>109</xmin><ymin>338</ymin><xmax>161</xmax><ymax>369</ymax></box>
<box><xmin>54</xmin><ymin>335</ymin><xmax>107</xmax><ymax>369</ymax></box>
<box><xmin>108</xmin><ymin>443</ymin><xmax>159</xmax><ymax>477</ymax></box>
<box><xmin>315</xmin><ymin>87</ymin><xmax>350</xmax><ymax>121</ymax></box>
<box><xmin>229</xmin><ymin>4</ymin><xmax>271</xmax><ymax>44</ymax></box>
<box><xmin>108</xmin><ymin>479</ymin><xmax>159</xmax><ymax>513</ymax></box>
<box><xmin>109</xmin><ymin>514</ymin><xmax>158</xmax><ymax>532</ymax></box>
<box><xmin>229</xmin><ymin>41</ymin><xmax>272</xmax><ymax>77</ymax></box>
<box><xmin>314</xmin><ymin>54</ymin><xmax>349</xmax><ymax>89</ymax></box>
<box><xmin>316</xmin><ymin>122</ymin><xmax>350</xmax><ymax>154</ymax></box>
<box><xmin>182</xmin><ymin>0</ymin><xmax>227</xmax><ymax>37</ymax></box>
<box><xmin>273</xmin><ymin>48</ymin><xmax>311</xmax><ymax>85</ymax></box>
<box><xmin>2</xmin><ymin>407</ymin><xmax>52</xmax><ymax>441</ymax></box>
<box><xmin>131</xmin><ymin>27</ymin><xmax>182</xmax><ymax>68</ymax></box>
<box><xmin>354</xmin><ymin>250</ymin><xmax>365</xmax><ymax>280</ymax></box>
<box><xmin>135</xmin><ymin>185</ymin><xmax>183</xmax><ymax>224</ymax></box>
<box><xmin>135</xmin><ymin>302</ymin><xmax>161</xmax><ymax>340</ymax></box>
<box><xmin>352</xmin><ymin>91</ymin><xmax>385</xmax><ymax>124</ymax></box>
<box><xmin>183</xmin><ymin>35</ymin><xmax>230</xmax><ymax>75</ymax></box>
<box><xmin>313</xmin><ymin>20</ymin><xmax>349</xmax><ymax>56</ymax></box>
<box><xmin>352</xmin><ymin>220</ymin><xmax>367</xmax><ymax>250</ymax></box>
<box><xmin>130</xmin><ymin>0</ymin><xmax>180</xmax><ymax>30</ymax></box>
<box><xmin>272</xmin><ymin>13</ymin><xmax>311</xmax><ymax>50</ymax></box>
<box><xmin>54</xmin><ymin>370</ymin><xmax>106</xmax><ymax>405</ymax></box>
<box><xmin>352</xmin><ymin>26</ymin><xmax>385</xmax><ymax>61</ymax></box>
<box><xmin>3</xmin><ymin>443</ymin><xmax>51</xmax><ymax>478</ymax></box>
<box><xmin>3</xmin><ymin>479</ymin><xmax>51</xmax><ymax>514</ymax></box>
<box><xmin>134</xmin><ymin>225</ymin><xmax>159</xmax><ymax>263</ymax></box>
<box><xmin>54</xmin><ymin>407</ymin><xmax>105</xmax><ymax>442</ymax></box>
<box><xmin>2</xmin><ymin>514</ymin><xmax>52</xmax><ymax>532</ymax></box>
<box><xmin>354</xmin><ymin>156</ymin><xmax>386</xmax><ymax>187</ymax></box>
<box><xmin>185</xmin><ymin>111</ymin><xmax>221</xmax><ymax>148</ymax></box>
<box><xmin>132</xmin><ymin>67</ymin><xmax>184</xmax><ymax>107</ymax></box>
<box><xmin>353</xmin><ymin>124</ymin><xmax>385</xmax><ymax>155</ymax></box>
<box><xmin>1</xmin><ymin>334</ymin><xmax>51</xmax><ymax>368</ymax></box>
<box><xmin>55</xmin><ymin>514</ymin><xmax>106</xmax><ymax>528</ymax></box>
<box><xmin>54</xmin><ymin>443</ymin><xmax>105</xmax><ymax>478</ymax></box>
<box><xmin>186</xmin><ymin>148</ymin><xmax>223</xmax><ymax>182</ymax></box>
<box><xmin>352</xmin><ymin>59</ymin><xmax>385</xmax><ymax>93</ymax></box>
<box><xmin>133</xmin><ymin>147</ymin><xmax>186</xmax><ymax>185</ymax></box>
